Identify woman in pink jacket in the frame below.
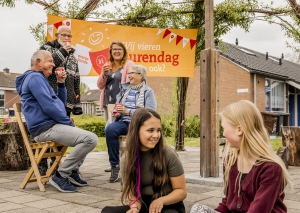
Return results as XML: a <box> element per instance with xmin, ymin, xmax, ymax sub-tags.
<box><xmin>97</xmin><ymin>41</ymin><xmax>134</xmax><ymax>125</ymax></box>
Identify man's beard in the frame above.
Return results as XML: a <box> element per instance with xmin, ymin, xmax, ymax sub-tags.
<box><xmin>57</xmin><ymin>38</ymin><xmax>65</xmax><ymax>46</ymax></box>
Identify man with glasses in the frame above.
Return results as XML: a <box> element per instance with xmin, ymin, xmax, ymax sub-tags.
<box><xmin>39</xmin><ymin>25</ymin><xmax>83</xmax><ymax>175</ymax></box>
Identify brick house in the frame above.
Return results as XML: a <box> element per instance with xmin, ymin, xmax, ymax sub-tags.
<box><xmin>148</xmin><ymin>41</ymin><xmax>300</xmax><ymax>129</ymax></box>
<box><xmin>0</xmin><ymin>68</ymin><xmax>21</xmax><ymax>115</ymax></box>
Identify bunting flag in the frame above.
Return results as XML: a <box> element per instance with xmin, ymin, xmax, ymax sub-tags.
<box><xmin>169</xmin><ymin>33</ymin><xmax>176</xmax><ymax>43</ymax></box>
<box><xmin>47</xmin><ymin>24</ymin><xmax>54</xmax><ymax>38</ymax></box>
<box><xmin>176</xmin><ymin>35</ymin><xmax>183</xmax><ymax>45</ymax></box>
<box><xmin>54</xmin><ymin>21</ymin><xmax>63</xmax><ymax>29</ymax></box>
<box><xmin>190</xmin><ymin>39</ymin><xmax>196</xmax><ymax>49</ymax></box>
<box><xmin>157</xmin><ymin>29</ymin><xmax>165</xmax><ymax>35</ymax></box>
<box><xmin>63</xmin><ymin>19</ymin><xmax>72</xmax><ymax>28</ymax></box>
<box><xmin>162</xmin><ymin>29</ymin><xmax>171</xmax><ymax>39</ymax></box>
<box><xmin>182</xmin><ymin>38</ymin><xmax>189</xmax><ymax>48</ymax></box>
<box><xmin>159</xmin><ymin>28</ymin><xmax>197</xmax><ymax>49</ymax></box>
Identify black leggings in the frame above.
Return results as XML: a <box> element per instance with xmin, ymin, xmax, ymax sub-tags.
<box><xmin>101</xmin><ymin>195</ymin><xmax>185</xmax><ymax>213</ymax></box>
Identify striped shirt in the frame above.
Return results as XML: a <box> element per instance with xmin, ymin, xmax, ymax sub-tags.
<box><xmin>119</xmin><ymin>88</ymin><xmax>139</xmax><ymax>123</ymax></box>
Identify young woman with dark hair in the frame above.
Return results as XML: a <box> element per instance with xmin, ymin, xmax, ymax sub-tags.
<box><xmin>102</xmin><ymin>108</ymin><xmax>187</xmax><ymax>213</ymax></box>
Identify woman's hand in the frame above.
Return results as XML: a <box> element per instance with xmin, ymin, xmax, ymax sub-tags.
<box><xmin>126</xmin><ymin>207</ymin><xmax>139</xmax><ymax>213</ymax></box>
<box><xmin>149</xmin><ymin>198</ymin><xmax>163</xmax><ymax>213</ymax></box>
<box><xmin>112</xmin><ymin>110</ymin><xmax>121</xmax><ymax>118</ymax></box>
<box><xmin>102</xmin><ymin>64</ymin><xmax>110</xmax><ymax>78</ymax></box>
<box><xmin>115</xmin><ymin>104</ymin><xmax>130</xmax><ymax>115</ymax></box>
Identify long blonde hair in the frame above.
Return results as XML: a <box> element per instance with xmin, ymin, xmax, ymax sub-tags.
<box><xmin>220</xmin><ymin>100</ymin><xmax>293</xmax><ymax>195</ymax></box>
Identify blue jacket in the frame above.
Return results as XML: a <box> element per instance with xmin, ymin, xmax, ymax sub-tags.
<box><xmin>116</xmin><ymin>82</ymin><xmax>157</xmax><ymax>118</ymax></box>
<box><xmin>15</xmin><ymin>70</ymin><xmax>74</xmax><ymax>137</ymax></box>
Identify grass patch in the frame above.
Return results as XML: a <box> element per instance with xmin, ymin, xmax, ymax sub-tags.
<box><xmin>73</xmin><ymin>114</ymin><xmax>105</xmax><ymax>126</ymax></box>
<box><xmin>67</xmin><ymin>136</ymin><xmax>282</xmax><ymax>154</ymax></box>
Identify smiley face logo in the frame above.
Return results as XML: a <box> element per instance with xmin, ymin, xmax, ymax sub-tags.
<box><xmin>89</xmin><ymin>32</ymin><xmax>103</xmax><ymax>45</ymax></box>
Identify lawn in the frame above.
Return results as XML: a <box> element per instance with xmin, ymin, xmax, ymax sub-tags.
<box><xmin>67</xmin><ymin>136</ymin><xmax>283</xmax><ymax>153</ymax></box>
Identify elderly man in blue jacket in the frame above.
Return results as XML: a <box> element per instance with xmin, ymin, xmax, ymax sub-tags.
<box><xmin>15</xmin><ymin>50</ymin><xmax>98</xmax><ymax>193</ymax></box>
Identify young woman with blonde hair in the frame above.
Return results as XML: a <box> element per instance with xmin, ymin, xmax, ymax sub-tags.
<box><xmin>191</xmin><ymin>100</ymin><xmax>292</xmax><ymax>213</ymax></box>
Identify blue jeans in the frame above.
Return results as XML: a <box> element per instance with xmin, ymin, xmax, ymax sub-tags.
<box><xmin>34</xmin><ymin>124</ymin><xmax>98</xmax><ymax>178</ymax></box>
<box><xmin>105</xmin><ymin>121</ymin><xmax>129</xmax><ymax>166</ymax></box>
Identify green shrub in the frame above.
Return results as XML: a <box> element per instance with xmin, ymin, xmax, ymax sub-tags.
<box><xmin>185</xmin><ymin>115</ymin><xmax>200</xmax><ymax>137</ymax></box>
<box><xmin>161</xmin><ymin>114</ymin><xmax>175</xmax><ymax>137</ymax></box>
<box><xmin>74</xmin><ymin>115</ymin><xmax>106</xmax><ymax>137</ymax></box>
<box><xmin>77</xmin><ymin>122</ymin><xmax>106</xmax><ymax>137</ymax></box>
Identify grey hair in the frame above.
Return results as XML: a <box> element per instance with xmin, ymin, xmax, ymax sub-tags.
<box><xmin>56</xmin><ymin>26</ymin><xmax>71</xmax><ymax>34</ymax></box>
<box><xmin>30</xmin><ymin>50</ymin><xmax>49</xmax><ymax>66</ymax></box>
<box><xmin>130</xmin><ymin>65</ymin><xmax>147</xmax><ymax>80</ymax></box>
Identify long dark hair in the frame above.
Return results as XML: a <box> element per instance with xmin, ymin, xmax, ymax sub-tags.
<box><xmin>109</xmin><ymin>41</ymin><xmax>128</xmax><ymax>68</ymax></box>
<box><xmin>121</xmin><ymin>108</ymin><xmax>168</xmax><ymax>206</ymax></box>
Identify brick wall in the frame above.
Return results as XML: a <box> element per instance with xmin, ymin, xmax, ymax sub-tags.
<box><xmin>5</xmin><ymin>90</ymin><xmax>20</xmax><ymax>109</ymax></box>
<box><xmin>147</xmin><ymin>66</ymin><xmax>200</xmax><ymax>116</ymax></box>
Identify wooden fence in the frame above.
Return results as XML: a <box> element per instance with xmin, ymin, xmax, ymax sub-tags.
<box><xmin>81</xmin><ymin>102</ymin><xmax>104</xmax><ymax>116</ymax></box>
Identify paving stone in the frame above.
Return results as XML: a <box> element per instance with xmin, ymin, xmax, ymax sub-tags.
<box><xmin>5</xmin><ymin>207</ymin><xmax>51</xmax><ymax>213</ymax></box>
<box><xmin>3</xmin><ymin>194</ymin><xmax>46</xmax><ymax>204</ymax></box>
<box><xmin>185</xmin><ymin>192</ymin><xmax>212</xmax><ymax>203</ymax></box>
<box><xmin>203</xmin><ymin>189</ymin><xmax>224</xmax><ymax>198</ymax></box>
<box><xmin>284</xmin><ymin>200</ymin><xmax>300</xmax><ymax>210</ymax></box>
<box><xmin>0</xmin><ymin>190</ymin><xmax>28</xmax><ymax>199</ymax></box>
<box><xmin>46</xmin><ymin>192</ymin><xmax>104</xmax><ymax>205</ymax></box>
<box><xmin>0</xmin><ymin>188</ymin><xmax>8</xmax><ymax>192</ymax></box>
<box><xmin>24</xmin><ymin>198</ymin><xmax>68</xmax><ymax>209</ymax></box>
<box><xmin>0</xmin><ymin>178</ymin><xmax>13</xmax><ymax>183</ymax></box>
<box><xmin>47</xmin><ymin>203</ymin><xmax>96</xmax><ymax>212</ymax></box>
<box><xmin>288</xmin><ymin>208</ymin><xmax>300</xmax><ymax>213</ymax></box>
<box><xmin>0</xmin><ymin>202</ymin><xmax>25</xmax><ymax>212</ymax></box>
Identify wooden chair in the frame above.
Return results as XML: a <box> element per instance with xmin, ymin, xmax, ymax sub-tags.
<box><xmin>13</xmin><ymin>103</ymin><xmax>68</xmax><ymax>192</ymax></box>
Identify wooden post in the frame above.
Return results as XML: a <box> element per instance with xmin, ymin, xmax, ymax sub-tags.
<box><xmin>200</xmin><ymin>0</ymin><xmax>220</xmax><ymax>177</ymax></box>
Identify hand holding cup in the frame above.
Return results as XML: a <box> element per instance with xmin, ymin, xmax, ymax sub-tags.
<box><xmin>55</xmin><ymin>67</ymin><xmax>66</xmax><ymax>83</ymax></box>
<box><xmin>63</xmin><ymin>40</ymin><xmax>72</xmax><ymax>53</ymax></box>
<box><xmin>102</xmin><ymin>62</ymin><xmax>110</xmax><ymax>78</ymax></box>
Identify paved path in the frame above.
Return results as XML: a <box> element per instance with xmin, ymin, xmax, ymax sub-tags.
<box><xmin>0</xmin><ymin>147</ymin><xmax>299</xmax><ymax>212</ymax></box>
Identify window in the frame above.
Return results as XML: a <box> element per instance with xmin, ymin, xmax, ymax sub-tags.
<box><xmin>0</xmin><ymin>90</ymin><xmax>4</xmax><ymax>115</ymax></box>
<box><xmin>265</xmin><ymin>79</ymin><xmax>284</xmax><ymax>111</ymax></box>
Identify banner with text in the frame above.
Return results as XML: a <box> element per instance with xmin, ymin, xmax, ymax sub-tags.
<box><xmin>47</xmin><ymin>15</ymin><xmax>197</xmax><ymax>77</ymax></box>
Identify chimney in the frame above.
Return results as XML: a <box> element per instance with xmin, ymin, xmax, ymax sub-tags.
<box><xmin>266</xmin><ymin>52</ymin><xmax>268</xmax><ymax>60</ymax></box>
<box><xmin>214</xmin><ymin>40</ymin><xmax>219</xmax><ymax>47</ymax></box>
<box><xmin>235</xmin><ymin>38</ymin><xmax>238</xmax><ymax>46</ymax></box>
<box><xmin>279</xmin><ymin>58</ymin><xmax>282</xmax><ymax>65</ymax></box>
<box><xmin>281</xmin><ymin>53</ymin><xmax>284</xmax><ymax>59</ymax></box>
<box><xmin>3</xmin><ymin>68</ymin><xmax>9</xmax><ymax>74</ymax></box>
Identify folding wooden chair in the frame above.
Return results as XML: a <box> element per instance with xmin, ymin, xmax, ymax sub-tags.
<box><xmin>13</xmin><ymin>103</ymin><xmax>68</xmax><ymax>192</ymax></box>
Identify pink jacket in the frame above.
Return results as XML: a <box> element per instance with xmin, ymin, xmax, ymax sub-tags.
<box><xmin>97</xmin><ymin>60</ymin><xmax>134</xmax><ymax>109</ymax></box>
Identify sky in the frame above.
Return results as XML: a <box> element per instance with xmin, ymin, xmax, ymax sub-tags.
<box><xmin>0</xmin><ymin>0</ymin><xmax>295</xmax><ymax>90</ymax></box>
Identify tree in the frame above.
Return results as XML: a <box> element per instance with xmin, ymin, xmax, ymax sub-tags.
<box><xmin>80</xmin><ymin>82</ymin><xmax>90</xmax><ymax>95</ymax></box>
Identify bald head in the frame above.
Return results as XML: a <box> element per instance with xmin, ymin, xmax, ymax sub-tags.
<box><xmin>31</xmin><ymin>50</ymin><xmax>54</xmax><ymax>78</ymax></box>
<box><xmin>31</xmin><ymin>50</ymin><xmax>50</xmax><ymax>66</ymax></box>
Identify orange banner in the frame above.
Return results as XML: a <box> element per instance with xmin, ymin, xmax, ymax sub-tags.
<box><xmin>47</xmin><ymin>15</ymin><xmax>198</xmax><ymax>77</ymax></box>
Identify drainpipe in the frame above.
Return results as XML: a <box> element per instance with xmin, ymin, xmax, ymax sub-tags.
<box><xmin>254</xmin><ymin>74</ymin><xmax>257</xmax><ymax>104</ymax></box>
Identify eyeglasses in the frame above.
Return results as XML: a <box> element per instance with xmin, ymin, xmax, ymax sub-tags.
<box><xmin>111</xmin><ymin>48</ymin><xmax>124</xmax><ymax>52</ymax></box>
<box><xmin>59</xmin><ymin>33</ymin><xmax>73</xmax><ymax>38</ymax></box>
<box><xmin>127</xmin><ymin>72</ymin><xmax>141</xmax><ymax>75</ymax></box>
